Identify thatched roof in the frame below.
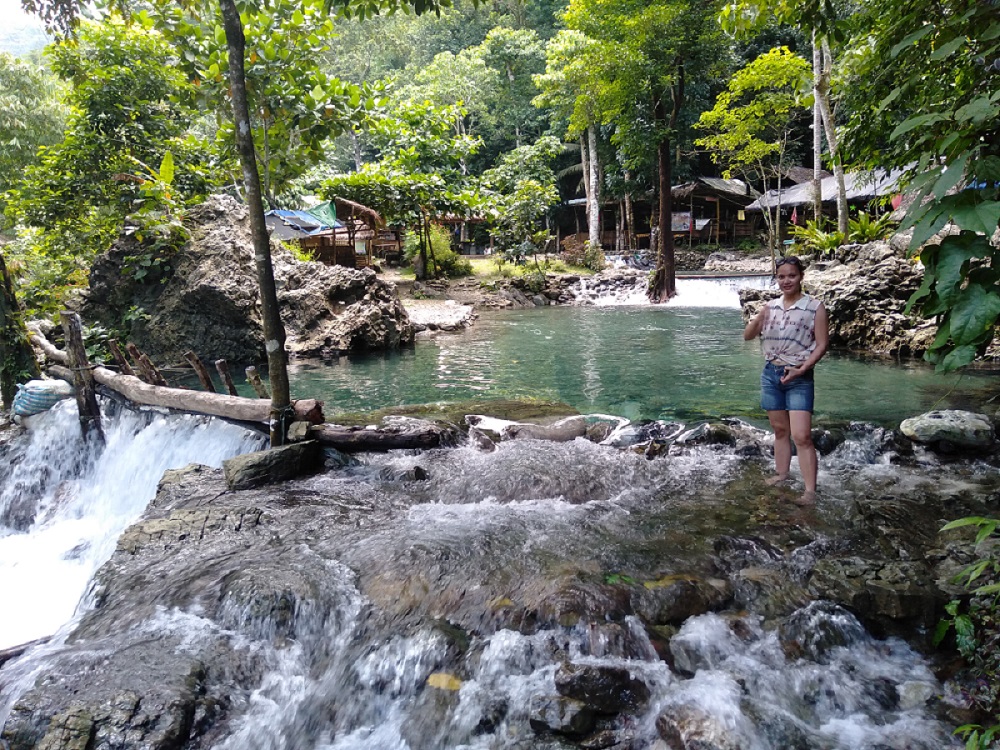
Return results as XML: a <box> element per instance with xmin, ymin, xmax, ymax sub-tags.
<box><xmin>330</xmin><ymin>197</ymin><xmax>384</xmax><ymax>229</ymax></box>
<box><xmin>671</xmin><ymin>178</ymin><xmax>759</xmax><ymax>204</ymax></box>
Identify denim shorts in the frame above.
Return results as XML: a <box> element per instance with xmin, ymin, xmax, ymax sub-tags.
<box><xmin>760</xmin><ymin>362</ymin><xmax>815</xmax><ymax>412</ymax></box>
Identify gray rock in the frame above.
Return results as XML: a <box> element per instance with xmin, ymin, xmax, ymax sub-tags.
<box><xmin>655</xmin><ymin>703</ymin><xmax>745</xmax><ymax>750</ymax></box>
<box><xmin>899</xmin><ymin>410</ymin><xmax>995</xmax><ymax>449</ymax></box>
<box><xmin>83</xmin><ymin>194</ymin><xmax>414</xmax><ymax>364</ymax></box>
<box><xmin>777</xmin><ymin>601</ymin><xmax>869</xmax><ymax>663</ymax></box>
<box><xmin>529</xmin><ymin>695</ymin><xmax>595</xmax><ymax>736</ymax></box>
<box><xmin>554</xmin><ymin>663</ymin><xmax>650</xmax><ymax>714</ymax></box>
<box><xmin>632</xmin><ymin>575</ymin><xmax>732</xmax><ymax>626</ymax></box>
<box><xmin>222</xmin><ymin>441</ymin><xmax>322</xmax><ymax>490</ymax></box>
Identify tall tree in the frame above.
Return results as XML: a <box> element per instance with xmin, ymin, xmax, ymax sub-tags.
<box><xmin>22</xmin><ymin>0</ymin><xmax>462</xmax><ymax>446</ymax></box>
<box><xmin>144</xmin><ymin>0</ymin><xmax>362</xmax><ymax>205</ymax></box>
<box><xmin>534</xmin><ymin>29</ymin><xmax>606</xmax><ymax>253</ymax></box>
<box><xmin>720</xmin><ymin>0</ymin><xmax>850</xmax><ymax>234</ymax></box>
<box><xmin>0</xmin><ymin>52</ymin><xmax>65</xmax><ymax>227</ymax></box>
<box><xmin>564</xmin><ymin>0</ymin><xmax>725</xmax><ymax>302</ymax></box>
<box><xmin>695</xmin><ymin>47</ymin><xmax>812</xmax><ymax>257</ymax></box>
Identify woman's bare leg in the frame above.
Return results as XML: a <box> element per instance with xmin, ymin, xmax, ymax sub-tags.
<box><xmin>790</xmin><ymin>410</ymin><xmax>817</xmax><ymax>504</ymax></box>
<box><xmin>767</xmin><ymin>410</ymin><xmax>792</xmax><ymax>483</ymax></box>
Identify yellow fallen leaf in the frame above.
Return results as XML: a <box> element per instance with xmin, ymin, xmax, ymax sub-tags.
<box><xmin>427</xmin><ymin>672</ymin><xmax>462</xmax><ymax>691</ymax></box>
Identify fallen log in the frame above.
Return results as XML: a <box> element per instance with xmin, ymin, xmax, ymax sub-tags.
<box><xmin>33</xmin><ymin>333</ymin><xmax>323</xmax><ymax>426</ymax></box>
<box><xmin>310</xmin><ymin>422</ymin><xmax>451</xmax><ymax>452</ymax></box>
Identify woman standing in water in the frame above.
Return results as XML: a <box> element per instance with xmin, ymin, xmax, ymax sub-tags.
<box><xmin>743</xmin><ymin>256</ymin><xmax>829</xmax><ymax>504</ymax></box>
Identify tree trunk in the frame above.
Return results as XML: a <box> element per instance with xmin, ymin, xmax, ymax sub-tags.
<box><xmin>587</xmin><ymin>124</ymin><xmax>601</xmax><ymax>250</ymax></box>
<box><xmin>812</xmin><ymin>33</ymin><xmax>823</xmax><ymax>224</ymax></box>
<box><xmin>0</xmin><ymin>251</ymin><xmax>40</xmax><ymax>408</ymax></box>
<box><xmin>310</xmin><ymin>422</ymin><xmax>450</xmax><ymax>452</ymax></box>
<box><xmin>624</xmin><ymin>171</ymin><xmax>635</xmax><ymax>252</ymax></box>
<box><xmin>220</xmin><ymin>0</ymin><xmax>291</xmax><ymax>447</ymax></box>
<box><xmin>649</xmin><ymin>135</ymin><xmax>676</xmax><ymax>303</ymax></box>
<box><xmin>350</xmin><ymin>129</ymin><xmax>363</xmax><ymax>171</ymax></box>
<box><xmin>817</xmin><ymin>38</ymin><xmax>848</xmax><ymax>236</ymax></box>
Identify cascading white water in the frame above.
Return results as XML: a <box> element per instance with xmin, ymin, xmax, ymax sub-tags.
<box><xmin>0</xmin><ymin>387</ymin><xmax>977</xmax><ymax>748</ymax></box>
<box><xmin>0</xmin><ymin>400</ymin><xmax>265</xmax><ymax>651</ymax></box>
<box><xmin>573</xmin><ymin>274</ymin><xmax>774</xmax><ymax>308</ymax></box>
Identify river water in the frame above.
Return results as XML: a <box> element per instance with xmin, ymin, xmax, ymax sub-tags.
<box><xmin>0</xmin><ymin>276</ymin><xmax>987</xmax><ymax>749</ymax></box>
<box><xmin>289</xmin><ymin>278</ymin><xmax>993</xmax><ymax>426</ymax></box>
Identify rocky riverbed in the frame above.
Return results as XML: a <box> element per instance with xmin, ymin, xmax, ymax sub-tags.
<box><xmin>1</xmin><ymin>400</ymin><xmax>999</xmax><ymax>749</ymax></box>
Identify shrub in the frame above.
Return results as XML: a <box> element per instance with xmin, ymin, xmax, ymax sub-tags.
<box><xmin>789</xmin><ymin>219</ymin><xmax>845</xmax><ymax>256</ymax></box>
<box><xmin>404</xmin><ymin>224</ymin><xmax>472</xmax><ymax>278</ymax></box>
<box><xmin>935</xmin><ymin>517</ymin><xmax>1000</xmax><ymax>750</ymax></box>
<box><xmin>848</xmin><ymin>211</ymin><xmax>895</xmax><ymax>243</ymax></box>
<box><xmin>561</xmin><ymin>237</ymin><xmax>606</xmax><ymax>271</ymax></box>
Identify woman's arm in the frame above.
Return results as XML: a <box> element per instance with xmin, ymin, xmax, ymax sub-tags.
<box><xmin>780</xmin><ymin>304</ymin><xmax>829</xmax><ymax>382</ymax></box>
<box><xmin>743</xmin><ymin>304</ymin><xmax>768</xmax><ymax>341</ymax></box>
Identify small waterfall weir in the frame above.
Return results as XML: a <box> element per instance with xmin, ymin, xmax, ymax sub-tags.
<box><xmin>0</xmin><ymin>400</ymin><xmax>266</xmax><ymax>652</ymax></box>
<box><xmin>571</xmin><ymin>272</ymin><xmax>774</xmax><ymax>307</ymax></box>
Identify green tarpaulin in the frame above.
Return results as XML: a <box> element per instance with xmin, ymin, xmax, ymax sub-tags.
<box><xmin>305</xmin><ymin>201</ymin><xmax>340</xmax><ymax>228</ymax></box>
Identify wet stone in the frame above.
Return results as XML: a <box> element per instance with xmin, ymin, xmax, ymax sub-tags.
<box><xmin>655</xmin><ymin>703</ymin><xmax>744</xmax><ymax>750</ymax></box>
<box><xmin>554</xmin><ymin>662</ymin><xmax>651</xmax><ymax>715</ymax></box>
<box><xmin>632</xmin><ymin>575</ymin><xmax>732</xmax><ymax>626</ymax></box>
<box><xmin>529</xmin><ymin>695</ymin><xmax>595</xmax><ymax>736</ymax></box>
<box><xmin>778</xmin><ymin>601</ymin><xmax>869</xmax><ymax>663</ymax></box>
<box><xmin>222</xmin><ymin>440</ymin><xmax>322</xmax><ymax>490</ymax></box>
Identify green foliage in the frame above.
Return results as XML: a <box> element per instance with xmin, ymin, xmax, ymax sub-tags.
<box><xmin>480</xmin><ymin>136</ymin><xmax>561</xmax><ymax>257</ymax></box>
<box><xmin>835</xmin><ymin>0</ymin><xmax>1000</xmax><ymax>373</ymax></box>
<box><xmin>284</xmin><ymin>241</ymin><xmax>316</xmax><ymax>263</ymax></box>
<box><xmin>789</xmin><ymin>218</ymin><xmax>843</xmax><ymax>255</ymax></box>
<box><xmin>403</xmin><ymin>224</ymin><xmax>472</xmax><ymax>278</ymax></box>
<box><xmin>121</xmin><ymin>151</ymin><xmax>190</xmax><ymax>283</ymax></box>
<box><xmin>6</xmin><ymin>20</ymin><xmax>210</xmax><ymax>317</ymax></box>
<box><xmin>847</xmin><ymin>211</ymin><xmax>894</xmax><ymax>244</ymax></box>
<box><xmin>141</xmin><ymin>0</ymin><xmax>363</xmax><ymax>202</ymax></box>
<box><xmin>561</xmin><ymin>239</ymin><xmax>605</xmax><ymax>272</ymax></box>
<box><xmin>695</xmin><ymin>46</ymin><xmax>811</xmax><ymax>250</ymax></box>
<box><xmin>935</xmin><ymin>516</ymin><xmax>1000</xmax><ymax>749</ymax></box>
<box><xmin>0</xmin><ymin>52</ymin><xmax>66</xmax><ymax>224</ymax></box>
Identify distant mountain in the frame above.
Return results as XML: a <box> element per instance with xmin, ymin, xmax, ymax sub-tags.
<box><xmin>0</xmin><ymin>1</ymin><xmax>50</xmax><ymax>57</ymax></box>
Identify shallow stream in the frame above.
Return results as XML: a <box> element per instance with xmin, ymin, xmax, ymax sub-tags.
<box><xmin>1</xmin><ymin>277</ymin><xmax>994</xmax><ymax>749</ymax></box>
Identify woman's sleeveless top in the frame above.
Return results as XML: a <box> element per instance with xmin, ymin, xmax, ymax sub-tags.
<box><xmin>761</xmin><ymin>295</ymin><xmax>821</xmax><ymax>366</ymax></box>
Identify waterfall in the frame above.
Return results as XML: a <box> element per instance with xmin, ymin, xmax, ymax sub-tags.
<box><xmin>0</xmin><ymin>400</ymin><xmax>266</xmax><ymax>652</ymax></box>
<box><xmin>572</xmin><ymin>274</ymin><xmax>773</xmax><ymax>308</ymax></box>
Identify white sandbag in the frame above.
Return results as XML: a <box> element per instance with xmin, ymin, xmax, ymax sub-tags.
<box><xmin>11</xmin><ymin>379</ymin><xmax>75</xmax><ymax>417</ymax></box>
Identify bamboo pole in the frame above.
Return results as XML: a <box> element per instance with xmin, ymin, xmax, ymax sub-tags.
<box><xmin>215</xmin><ymin>359</ymin><xmax>239</xmax><ymax>396</ymax></box>
<box><xmin>108</xmin><ymin>339</ymin><xmax>134</xmax><ymax>376</ymax></box>
<box><xmin>245</xmin><ymin>366</ymin><xmax>270</xmax><ymax>399</ymax></box>
<box><xmin>184</xmin><ymin>351</ymin><xmax>217</xmax><ymax>393</ymax></box>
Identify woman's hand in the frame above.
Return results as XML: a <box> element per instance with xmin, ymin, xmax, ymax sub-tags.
<box><xmin>743</xmin><ymin>305</ymin><xmax>768</xmax><ymax>341</ymax></box>
<box><xmin>780</xmin><ymin>365</ymin><xmax>806</xmax><ymax>384</ymax></box>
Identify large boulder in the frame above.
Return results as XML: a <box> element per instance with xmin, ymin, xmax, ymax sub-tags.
<box><xmin>900</xmin><ymin>409</ymin><xmax>995</xmax><ymax>450</ymax></box>
<box><xmin>739</xmin><ymin>240</ymin><xmax>936</xmax><ymax>356</ymax></box>
<box><xmin>83</xmin><ymin>195</ymin><xmax>414</xmax><ymax>364</ymax></box>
